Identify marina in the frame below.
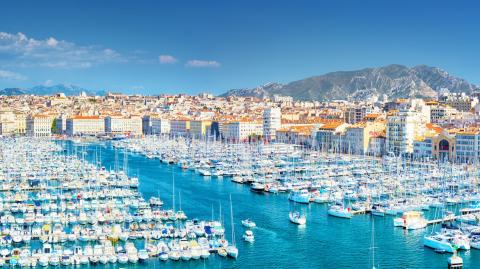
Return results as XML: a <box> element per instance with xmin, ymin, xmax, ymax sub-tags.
<box><xmin>0</xmin><ymin>138</ymin><xmax>237</xmax><ymax>267</ymax></box>
<box><xmin>0</xmin><ymin>136</ymin><xmax>479</xmax><ymax>268</ymax></box>
<box><xmin>104</xmin><ymin>135</ymin><xmax>480</xmax><ymax>268</ymax></box>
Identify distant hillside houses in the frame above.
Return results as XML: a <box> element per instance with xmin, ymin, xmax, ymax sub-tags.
<box><xmin>2</xmin><ymin>90</ymin><xmax>480</xmax><ymax>163</ymax></box>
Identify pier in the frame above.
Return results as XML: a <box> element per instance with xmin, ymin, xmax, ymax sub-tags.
<box><xmin>426</xmin><ymin>215</ymin><xmax>458</xmax><ymax>226</ymax></box>
<box><xmin>351</xmin><ymin>209</ymin><xmax>370</xmax><ymax>215</ymax></box>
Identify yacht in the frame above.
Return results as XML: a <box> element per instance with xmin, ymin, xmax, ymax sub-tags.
<box><xmin>327</xmin><ymin>203</ymin><xmax>352</xmax><ymax>219</ymax></box>
<box><xmin>226</xmin><ymin>245</ymin><xmax>238</xmax><ymax>259</ymax></box>
<box><xmin>243</xmin><ymin>230</ymin><xmax>255</xmax><ymax>242</ymax></box>
<box><xmin>250</xmin><ymin>182</ymin><xmax>265</xmax><ymax>193</ymax></box>
<box><xmin>393</xmin><ymin>211</ymin><xmax>427</xmax><ymax>230</ymax></box>
<box><xmin>241</xmin><ymin>219</ymin><xmax>256</xmax><ymax>228</ymax></box>
<box><xmin>288</xmin><ymin>189</ymin><xmax>311</xmax><ymax>204</ymax></box>
<box><xmin>138</xmin><ymin>249</ymin><xmax>149</xmax><ymax>263</ymax></box>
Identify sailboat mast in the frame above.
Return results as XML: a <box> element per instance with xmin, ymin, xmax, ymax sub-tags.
<box><xmin>229</xmin><ymin>194</ymin><xmax>235</xmax><ymax>246</ymax></box>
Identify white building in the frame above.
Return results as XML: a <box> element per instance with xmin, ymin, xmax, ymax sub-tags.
<box><xmin>105</xmin><ymin>116</ymin><xmax>142</xmax><ymax>136</ymax></box>
<box><xmin>151</xmin><ymin>118</ymin><xmax>171</xmax><ymax>135</ymax></box>
<box><xmin>66</xmin><ymin>116</ymin><xmax>105</xmax><ymax>136</ymax></box>
<box><xmin>386</xmin><ymin>112</ymin><xmax>429</xmax><ymax>155</ymax></box>
<box><xmin>263</xmin><ymin>107</ymin><xmax>281</xmax><ymax>141</ymax></box>
<box><xmin>26</xmin><ymin>115</ymin><xmax>53</xmax><ymax>137</ymax></box>
<box><xmin>273</xmin><ymin>95</ymin><xmax>293</xmax><ymax>104</ymax></box>
<box><xmin>386</xmin><ymin>99</ymin><xmax>431</xmax><ymax>155</ymax></box>
<box><xmin>225</xmin><ymin>121</ymin><xmax>263</xmax><ymax>141</ymax></box>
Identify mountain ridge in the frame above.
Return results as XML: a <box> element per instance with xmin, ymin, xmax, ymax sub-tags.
<box><xmin>0</xmin><ymin>84</ymin><xmax>106</xmax><ymax>96</ymax></box>
<box><xmin>221</xmin><ymin>64</ymin><xmax>479</xmax><ymax>101</ymax></box>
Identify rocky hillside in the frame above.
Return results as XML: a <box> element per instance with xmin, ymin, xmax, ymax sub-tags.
<box><xmin>221</xmin><ymin>64</ymin><xmax>478</xmax><ymax>101</ymax></box>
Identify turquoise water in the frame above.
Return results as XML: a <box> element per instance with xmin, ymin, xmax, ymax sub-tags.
<box><xmin>67</xmin><ymin>142</ymin><xmax>479</xmax><ymax>268</ymax></box>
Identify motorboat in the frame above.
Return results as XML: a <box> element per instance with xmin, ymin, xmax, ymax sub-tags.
<box><xmin>243</xmin><ymin>230</ymin><xmax>255</xmax><ymax>242</ymax></box>
<box><xmin>288</xmin><ymin>189</ymin><xmax>310</xmax><ymax>204</ymax></box>
<box><xmin>393</xmin><ymin>211</ymin><xmax>427</xmax><ymax>230</ymax></box>
<box><xmin>241</xmin><ymin>219</ymin><xmax>256</xmax><ymax>228</ymax></box>
<box><xmin>327</xmin><ymin>203</ymin><xmax>352</xmax><ymax>219</ymax></box>
<box><xmin>226</xmin><ymin>245</ymin><xmax>238</xmax><ymax>259</ymax></box>
<box><xmin>250</xmin><ymin>182</ymin><xmax>265</xmax><ymax>193</ymax></box>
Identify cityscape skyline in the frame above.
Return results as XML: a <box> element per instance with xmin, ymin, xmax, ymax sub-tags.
<box><xmin>1</xmin><ymin>0</ymin><xmax>480</xmax><ymax>94</ymax></box>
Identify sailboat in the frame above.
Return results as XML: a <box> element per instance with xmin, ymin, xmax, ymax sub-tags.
<box><xmin>289</xmin><ymin>211</ymin><xmax>306</xmax><ymax>225</ymax></box>
<box><xmin>289</xmin><ymin>198</ymin><xmax>306</xmax><ymax>225</ymax></box>
<box><xmin>169</xmin><ymin>167</ymin><xmax>177</xmax><ymax>221</ymax></box>
<box><xmin>370</xmin><ymin>218</ymin><xmax>378</xmax><ymax>269</ymax></box>
<box><xmin>226</xmin><ymin>194</ymin><xmax>238</xmax><ymax>259</ymax></box>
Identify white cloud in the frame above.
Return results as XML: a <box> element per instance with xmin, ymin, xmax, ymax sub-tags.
<box><xmin>0</xmin><ymin>32</ymin><xmax>124</xmax><ymax>69</ymax></box>
<box><xmin>186</xmin><ymin>59</ymin><xmax>221</xmax><ymax>68</ymax></box>
<box><xmin>0</xmin><ymin>69</ymin><xmax>26</xmax><ymax>80</ymax></box>
<box><xmin>131</xmin><ymin>85</ymin><xmax>145</xmax><ymax>91</ymax></box>
<box><xmin>43</xmin><ymin>79</ymin><xmax>54</xmax><ymax>86</ymax></box>
<box><xmin>46</xmin><ymin>37</ymin><xmax>58</xmax><ymax>47</ymax></box>
<box><xmin>159</xmin><ymin>55</ymin><xmax>178</xmax><ymax>64</ymax></box>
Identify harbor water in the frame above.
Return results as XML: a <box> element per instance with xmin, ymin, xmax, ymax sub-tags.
<box><xmin>67</xmin><ymin>141</ymin><xmax>479</xmax><ymax>268</ymax></box>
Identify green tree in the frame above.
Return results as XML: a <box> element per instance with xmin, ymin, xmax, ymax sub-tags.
<box><xmin>51</xmin><ymin>120</ymin><xmax>57</xmax><ymax>133</ymax></box>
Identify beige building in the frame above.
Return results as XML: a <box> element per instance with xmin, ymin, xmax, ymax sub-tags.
<box><xmin>276</xmin><ymin>125</ymin><xmax>315</xmax><ymax>146</ymax></box>
<box><xmin>413</xmin><ymin>125</ymin><xmax>455</xmax><ymax>161</ymax></box>
<box><xmin>26</xmin><ymin>115</ymin><xmax>54</xmax><ymax>137</ymax></box>
<box><xmin>344</xmin><ymin>121</ymin><xmax>386</xmax><ymax>155</ymax></box>
<box><xmin>15</xmin><ymin>113</ymin><xmax>26</xmax><ymax>135</ymax></box>
<box><xmin>66</xmin><ymin>116</ymin><xmax>105</xmax><ymax>136</ymax></box>
<box><xmin>0</xmin><ymin>121</ymin><xmax>16</xmax><ymax>136</ymax></box>
<box><xmin>105</xmin><ymin>116</ymin><xmax>142</xmax><ymax>136</ymax></box>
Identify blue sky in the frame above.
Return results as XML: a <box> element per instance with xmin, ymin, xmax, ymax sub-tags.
<box><xmin>0</xmin><ymin>0</ymin><xmax>479</xmax><ymax>94</ymax></box>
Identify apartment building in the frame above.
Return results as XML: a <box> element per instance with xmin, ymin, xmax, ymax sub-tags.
<box><xmin>225</xmin><ymin>121</ymin><xmax>263</xmax><ymax>141</ymax></box>
<box><xmin>455</xmin><ymin>130</ymin><xmax>480</xmax><ymax>163</ymax></box>
<box><xmin>439</xmin><ymin>92</ymin><xmax>475</xmax><ymax>112</ymax></box>
<box><xmin>0</xmin><ymin>121</ymin><xmax>16</xmax><ymax>136</ymax></box>
<box><xmin>105</xmin><ymin>116</ymin><xmax>142</xmax><ymax>136</ymax></box>
<box><xmin>263</xmin><ymin>107</ymin><xmax>281</xmax><ymax>141</ymax></box>
<box><xmin>170</xmin><ymin>119</ymin><xmax>190</xmax><ymax>136</ymax></box>
<box><xmin>190</xmin><ymin>120</ymin><xmax>212</xmax><ymax>138</ymax></box>
<box><xmin>151</xmin><ymin>118</ymin><xmax>171</xmax><ymax>135</ymax></box>
<box><xmin>26</xmin><ymin>115</ymin><xmax>53</xmax><ymax>137</ymax></box>
<box><xmin>344</xmin><ymin>106</ymin><xmax>372</xmax><ymax>124</ymax></box>
<box><xmin>66</xmin><ymin>116</ymin><xmax>105</xmax><ymax>136</ymax></box>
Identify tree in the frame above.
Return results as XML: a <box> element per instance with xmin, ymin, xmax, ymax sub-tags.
<box><xmin>51</xmin><ymin>120</ymin><xmax>57</xmax><ymax>133</ymax></box>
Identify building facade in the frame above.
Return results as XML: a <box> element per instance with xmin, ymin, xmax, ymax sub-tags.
<box><xmin>386</xmin><ymin>108</ymin><xmax>429</xmax><ymax>155</ymax></box>
<box><xmin>263</xmin><ymin>107</ymin><xmax>281</xmax><ymax>141</ymax></box>
<box><xmin>66</xmin><ymin>116</ymin><xmax>105</xmax><ymax>136</ymax></box>
<box><xmin>151</xmin><ymin>118</ymin><xmax>171</xmax><ymax>135</ymax></box>
<box><xmin>170</xmin><ymin>119</ymin><xmax>190</xmax><ymax>136</ymax></box>
<box><xmin>189</xmin><ymin>120</ymin><xmax>212</xmax><ymax>138</ymax></box>
<box><xmin>26</xmin><ymin>115</ymin><xmax>53</xmax><ymax>137</ymax></box>
<box><xmin>105</xmin><ymin>116</ymin><xmax>142</xmax><ymax>136</ymax></box>
<box><xmin>344</xmin><ymin>106</ymin><xmax>372</xmax><ymax>124</ymax></box>
<box><xmin>455</xmin><ymin>131</ymin><xmax>480</xmax><ymax>163</ymax></box>
<box><xmin>225</xmin><ymin>121</ymin><xmax>263</xmax><ymax>141</ymax></box>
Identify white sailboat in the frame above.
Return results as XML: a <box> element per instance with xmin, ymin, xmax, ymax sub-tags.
<box><xmin>289</xmin><ymin>211</ymin><xmax>306</xmax><ymax>225</ymax></box>
<box><xmin>226</xmin><ymin>194</ymin><xmax>238</xmax><ymax>259</ymax></box>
